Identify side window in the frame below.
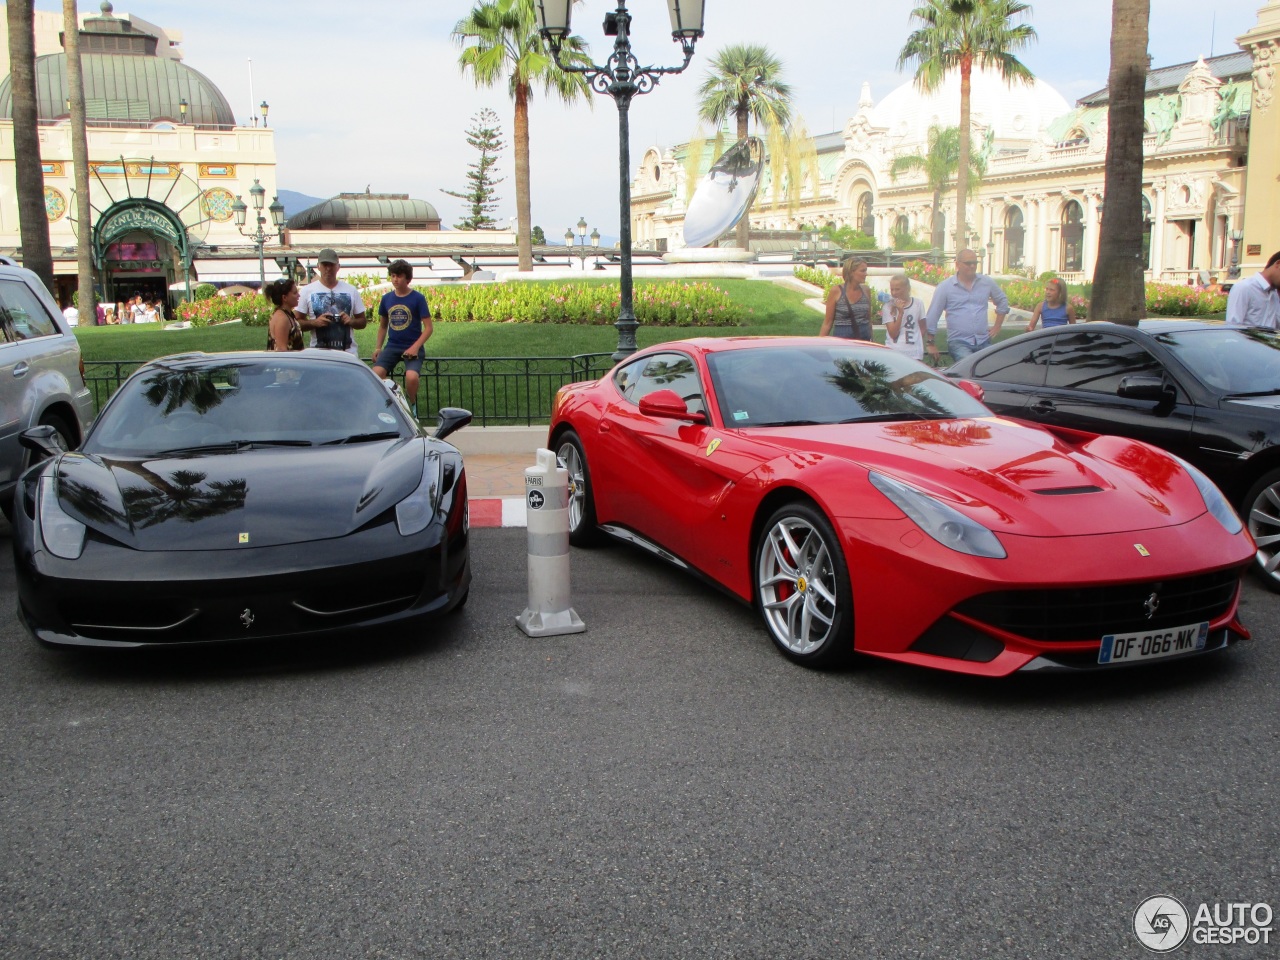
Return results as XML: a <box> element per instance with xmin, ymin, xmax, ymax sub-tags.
<box><xmin>970</xmin><ymin>336</ymin><xmax>1053</xmax><ymax>386</ymax></box>
<box><xmin>612</xmin><ymin>352</ymin><xmax>706</xmax><ymax>415</ymax></box>
<box><xmin>0</xmin><ymin>278</ymin><xmax>59</xmax><ymax>344</ymax></box>
<box><xmin>1047</xmin><ymin>332</ymin><xmax>1162</xmax><ymax>394</ymax></box>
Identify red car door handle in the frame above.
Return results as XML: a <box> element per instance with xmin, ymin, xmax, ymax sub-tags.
<box><xmin>599</xmin><ymin>421</ymin><xmax>611</xmax><ymax>433</ymax></box>
<box><xmin>1031</xmin><ymin>400</ymin><xmax>1055</xmax><ymax>414</ymax></box>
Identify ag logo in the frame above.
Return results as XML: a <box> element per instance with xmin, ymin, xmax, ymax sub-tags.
<box><xmin>527</xmin><ymin>489</ymin><xmax>545</xmax><ymax>510</ymax></box>
<box><xmin>1133</xmin><ymin>895</ymin><xmax>1190</xmax><ymax>952</ymax></box>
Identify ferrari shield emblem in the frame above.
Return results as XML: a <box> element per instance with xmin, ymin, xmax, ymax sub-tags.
<box><xmin>705</xmin><ymin>438</ymin><xmax>721</xmax><ymax>457</ymax></box>
<box><xmin>238</xmin><ymin>532</ymin><xmax>250</xmax><ymax>544</ymax></box>
<box><xmin>1134</xmin><ymin>544</ymin><xmax>1150</xmax><ymax>557</ymax></box>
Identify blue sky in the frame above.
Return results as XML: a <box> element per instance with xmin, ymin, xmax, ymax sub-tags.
<box><xmin>35</xmin><ymin>1</ymin><xmax>1262</xmax><ymax>238</ymax></box>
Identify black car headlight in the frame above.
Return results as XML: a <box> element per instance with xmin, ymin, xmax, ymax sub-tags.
<box><xmin>38</xmin><ymin>476</ymin><xmax>86</xmax><ymax>559</ymax></box>
<box><xmin>395</xmin><ymin>456</ymin><xmax>440</xmax><ymax>536</ymax></box>
<box><xmin>1173</xmin><ymin>455</ymin><xmax>1243</xmax><ymax>535</ymax></box>
<box><xmin>869</xmin><ymin>471</ymin><xmax>1007</xmax><ymax>559</ymax></box>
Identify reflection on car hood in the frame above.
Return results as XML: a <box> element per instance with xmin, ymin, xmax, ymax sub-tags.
<box><xmin>50</xmin><ymin>439</ymin><xmax>428</xmax><ymax>550</ymax></box>
<box><xmin>761</xmin><ymin>418</ymin><xmax>1206</xmax><ymax>536</ymax></box>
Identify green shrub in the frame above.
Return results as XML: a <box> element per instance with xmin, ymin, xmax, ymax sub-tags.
<box><xmin>793</xmin><ymin>266</ymin><xmax>838</xmax><ymax>294</ymax></box>
<box><xmin>177</xmin><ymin>294</ymin><xmax>272</xmax><ymax>327</ymax></box>
<box><xmin>193</xmin><ymin>283</ymin><xmax>218</xmax><ymax>301</ymax></box>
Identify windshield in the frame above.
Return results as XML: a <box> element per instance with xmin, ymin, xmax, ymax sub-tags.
<box><xmin>1155</xmin><ymin>327</ymin><xmax>1280</xmax><ymax>396</ymax></box>
<box><xmin>706</xmin><ymin>344</ymin><xmax>990</xmax><ymax>427</ymax></box>
<box><xmin>85</xmin><ymin>358</ymin><xmax>412</xmax><ymax>457</ymax></box>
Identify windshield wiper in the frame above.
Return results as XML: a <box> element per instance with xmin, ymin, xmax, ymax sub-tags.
<box><xmin>757</xmin><ymin>419</ymin><xmax>824</xmax><ymax>427</ymax></box>
<box><xmin>322</xmin><ymin>431</ymin><xmax>401</xmax><ymax>445</ymax></box>
<box><xmin>239</xmin><ymin>439</ymin><xmax>313</xmax><ymax>447</ymax></box>
<box><xmin>152</xmin><ymin>439</ymin><xmax>313</xmax><ymax>457</ymax></box>
<box><xmin>1223</xmin><ymin>389</ymin><xmax>1280</xmax><ymax>399</ymax></box>
<box><xmin>837</xmin><ymin>412</ymin><xmax>952</xmax><ymax>424</ymax></box>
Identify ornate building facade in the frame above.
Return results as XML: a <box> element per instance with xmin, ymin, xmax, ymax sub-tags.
<box><xmin>632</xmin><ymin>18</ymin><xmax>1268</xmax><ymax>284</ymax></box>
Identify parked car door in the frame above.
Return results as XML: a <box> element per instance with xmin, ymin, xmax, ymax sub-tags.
<box><xmin>0</xmin><ymin>276</ymin><xmax>71</xmax><ymax>487</ymax></box>
<box><xmin>1018</xmin><ymin>329</ymin><xmax>1199</xmax><ymax>462</ymax></box>
<box><xmin>961</xmin><ymin>334</ymin><xmax>1055</xmax><ymax>413</ymax></box>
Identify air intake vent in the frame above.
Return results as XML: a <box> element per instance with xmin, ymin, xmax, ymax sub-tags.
<box><xmin>1031</xmin><ymin>485</ymin><xmax>1103</xmax><ymax>496</ymax></box>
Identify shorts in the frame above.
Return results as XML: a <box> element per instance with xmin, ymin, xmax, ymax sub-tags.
<box><xmin>374</xmin><ymin>344</ymin><xmax>423</xmax><ymax>374</ymax></box>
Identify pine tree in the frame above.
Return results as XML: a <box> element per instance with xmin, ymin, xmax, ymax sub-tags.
<box><xmin>443</xmin><ymin>108</ymin><xmax>507</xmax><ymax>230</ymax></box>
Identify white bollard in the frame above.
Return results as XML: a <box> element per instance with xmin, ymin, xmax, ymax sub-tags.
<box><xmin>515</xmin><ymin>448</ymin><xmax>586</xmax><ymax>637</ymax></box>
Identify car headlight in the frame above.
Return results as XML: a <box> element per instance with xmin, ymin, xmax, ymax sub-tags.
<box><xmin>869</xmin><ymin>471</ymin><xmax>1007</xmax><ymax>559</ymax></box>
<box><xmin>1173</xmin><ymin>456</ymin><xmax>1242</xmax><ymax>535</ymax></box>
<box><xmin>395</xmin><ymin>454</ymin><xmax>440</xmax><ymax>536</ymax></box>
<box><xmin>38</xmin><ymin>476</ymin><xmax>86</xmax><ymax>559</ymax></box>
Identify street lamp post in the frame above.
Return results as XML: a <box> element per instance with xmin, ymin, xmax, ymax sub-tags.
<box><xmin>566</xmin><ymin>218</ymin><xmax>600</xmax><ymax>270</ymax></box>
<box><xmin>986</xmin><ymin>240</ymin><xmax>995</xmax><ymax>274</ymax></box>
<box><xmin>537</xmin><ymin>0</ymin><xmax>705</xmax><ymax>361</ymax></box>
<box><xmin>232</xmin><ymin>179</ymin><xmax>286</xmax><ymax>287</ymax></box>
<box><xmin>1229</xmin><ymin>229</ymin><xmax>1244</xmax><ymax>279</ymax></box>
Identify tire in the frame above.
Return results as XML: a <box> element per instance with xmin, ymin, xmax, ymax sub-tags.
<box><xmin>1243</xmin><ymin>468</ymin><xmax>1280</xmax><ymax>592</ymax></box>
<box><xmin>754</xmin><ymin>501</ymin><xmax>853</xmax><ymax>667</ymax></box>
<box><xmin>555</xmin><ymin>429</ymin><xmax>599</xmax><ymax>547</ymax></box>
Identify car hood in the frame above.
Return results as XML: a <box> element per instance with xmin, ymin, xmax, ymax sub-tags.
<box><xmin>50</xmin><ymin>439</ymin><xmax>429</xmax><ymax>550</ymax></box>
<box><xmin>759</xmin><ymin>417</ymin><xmax>1206</xmax><ymax>536</ymax></box>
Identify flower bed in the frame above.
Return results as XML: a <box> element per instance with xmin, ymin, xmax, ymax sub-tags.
<box><xmin>793</xmin><ymin>266</ymin><xmax>838</xmax><ymax>294</ymax></box>
<box><xmin>177</xmin><ymin>294</ymin><xmax>272</xmax><ymax>327</ymax></box>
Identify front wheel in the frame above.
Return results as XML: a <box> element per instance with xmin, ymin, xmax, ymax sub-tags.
<box><xmin>555</xmin><ymin>429</ymin><xmax>599</xmax><ymax>547</ymax></box>
<box><xmin>1244</xmin><ymin>468</ymin><xmax>1280</xmax><ymax>592</ymax></box>
<box><xmin>754</xmin><ymin>502</ymin><xmax>853</xmax><ymax>667</ymax></box>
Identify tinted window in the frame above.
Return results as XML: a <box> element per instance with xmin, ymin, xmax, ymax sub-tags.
<box><xmin>1155</xmin><ymin>327</ymin><xmax>1280</xmax><ymax>395</ymax></box>
<box><xmin>613</xmin><ymin>352</ymin><xmax>706</xmax><ymax>415</ymax></box>
<box><xmin>86</xmin><ymin>359</ymin><xmax>409</xmax><ymax>456</ymax></box>
<box><xmin>0</xmin><ymin>278</ymin><xmax>58</xmax><ymax>343</ymax></box>
<box><xmin>969</xmin><ymin>336</ymin><xmax>1053</xmax><ymax>386</ymax></box>
<box><xmin>706</xmin><ymin>344</ymin><xmax>989</xmax><ymax>427</ymax></box>
<box><xmin>1046</xmin><ymin>332</ymin><xmax>1162</xmax><ymax>394</ymax></box>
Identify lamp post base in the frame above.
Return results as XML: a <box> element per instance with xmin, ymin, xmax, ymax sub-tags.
<box><xmin>613</xmin><ymin>315</ymin><xmax>638</xmax><ymax>362</ymax></box>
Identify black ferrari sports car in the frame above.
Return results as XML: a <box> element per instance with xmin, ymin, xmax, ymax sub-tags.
<box><xmin>947</xmin><ymin>321</ymin><xmax>1280</xmax><ymax>590</ymax></box>
<box><xmin>12</xmin><ymin>351</ymin><xmax>472</xmax><ymax>648</ymax></box>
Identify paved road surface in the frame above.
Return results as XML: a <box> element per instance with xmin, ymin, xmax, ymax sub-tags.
<box><xmin>2</xmin><ymin>527</ymin><xmax>1276</xmax><ymax>959</ymax></box>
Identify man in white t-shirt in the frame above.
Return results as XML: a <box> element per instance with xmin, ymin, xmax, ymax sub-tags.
<box><xmin>881</xmin><ymin>274</ymin><xmax>926</xmax><ymax>361</ymax></box>
<box><xmin>295</xmin><ymin>248</ymin><xmax>366</xmax><ymax>356</ymax></box>
<box><xmin>62</xmin><ymin>304</ymin><xmax>79</xmax><ymax>327</ymax></box>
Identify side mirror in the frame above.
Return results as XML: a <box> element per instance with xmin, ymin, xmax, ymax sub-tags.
<box><xmin>20</xmin><ymin>424</ymin><xmax>69</xmax><ymax>458</ymax></box>
<box><xmin>435</xmin><ymin>407</ymin><xmax>473</xmax><ymax>443</ymax></box>
<box><xmin>638</xmin><ymin>389</ymin><xmax>706</xmax><ymax>423</ymax></box>
<box><xmin>1118</xmin><ymin>375</ymin><xmax>1170</xmax><ymax>402</ymax></box>
<box><xmin>956</xmin><ymin>379</ymin><xmax>986</xmax><ymax>403</ymax></box>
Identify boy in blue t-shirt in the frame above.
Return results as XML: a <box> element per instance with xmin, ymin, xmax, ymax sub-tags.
<box><xmin>373</xmin><ymin>259</ymin><xmax>434</xmax><ymax>415</ymax></box>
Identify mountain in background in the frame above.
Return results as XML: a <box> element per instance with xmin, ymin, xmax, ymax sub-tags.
<box><xmin>278</xmin><ymin>190</ymin><xmax>326</xmax><ymax>219</ymax></box>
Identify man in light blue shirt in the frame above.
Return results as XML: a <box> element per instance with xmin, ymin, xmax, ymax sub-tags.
<box><xmin>1225</xmin><ymin>250</ymin><xmax>1280</xmax><ymax>331</ymax></box>
<box><xmin>923</xmin><ymin>249</ymin><xmax>1010</xmax><ymax>361</ymax></box>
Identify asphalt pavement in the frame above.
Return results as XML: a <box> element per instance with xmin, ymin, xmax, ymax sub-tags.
<box><xmin>1</xmin><ymin>524</ymin><xmax>1277</xmax><ymax>959</ymax></box>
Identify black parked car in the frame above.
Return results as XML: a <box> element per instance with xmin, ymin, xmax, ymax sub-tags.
<box><xmin>947</xmin><ymin>321</ymin><xmax>1280</xmax><ymax>589</ymax></box>
<box><xmin>12</xmin><ymin>351</ymin><xmax>472</xmax><ymax>648</ymax></box>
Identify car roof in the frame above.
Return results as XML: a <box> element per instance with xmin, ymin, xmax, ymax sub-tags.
<box><xmin>144</xmin><ymin>349</ymin><xmax>367</xmax><ymax>369</ymax></box>
<box><xmin>634</xmin><ymin>336</ymin><xmax>895</xmax><ymax>357</ymax></box>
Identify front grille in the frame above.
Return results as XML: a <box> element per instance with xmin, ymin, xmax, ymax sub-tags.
<box><xmin>954</xmin><ymin>567</ymin><xmax>1243</xmax><ymax>642</ymax></box>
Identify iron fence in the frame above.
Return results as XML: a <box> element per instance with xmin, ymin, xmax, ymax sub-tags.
<box><xmin>83</xmin><ymin>353</ymin><xmax>617</xmax><ymax>426</ymax></box>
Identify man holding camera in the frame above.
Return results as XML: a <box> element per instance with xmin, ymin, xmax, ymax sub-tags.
<box><xmin>295</xmin><ymin>248</ymin><xmax>366</xmax><ymax>355</ymax></box>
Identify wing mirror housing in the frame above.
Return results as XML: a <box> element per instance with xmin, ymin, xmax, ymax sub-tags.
<box><xmin>956</xmin><ymin>379</ymin><xmax>986</xmax><ymax>403</ymax></box>
<box><xmin>19</xmin><ymin>424</ymin><xmax>69</xmax><ymax>458</ymax></box>
<box><xmin>638</xmin><ymin>389</ymin><xmax>706</xmax><ymax>423</ymax></box>
<box><xmin>1118</xmin><ymin>376</ymin><xmax>1171</xmax><ymax>402</ymax></box>
<box><xmin>434</xmin><ymin>407</ymin><xmax>473</xmax><ymax>443</ymax></box>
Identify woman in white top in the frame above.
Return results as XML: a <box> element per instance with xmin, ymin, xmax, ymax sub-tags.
<box><xmin>880</xmin><ymin>274</ymin><xmax>926</xmax><ymax>361</ymax></box>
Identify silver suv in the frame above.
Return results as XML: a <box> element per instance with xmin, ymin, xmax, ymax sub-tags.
<box><xmin>0</xmin><ymin>258</ymin><xmax>95</xmax><ymax>519</ymax></box>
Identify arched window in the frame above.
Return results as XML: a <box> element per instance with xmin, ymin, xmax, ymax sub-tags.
<box><xmin>1061</xmin><ymin>200</ymin><xmax>1084</xmax><ymax>272</ymax></box>
<box><xmin>857</xmin><ymin>193</ymin><xmax>874</xmax><ymax>237</ymax></box>
<box><xmin>1004</xmin><ymin>206</ymin><xmax>1025</xmax><ymax>269</ymax></box>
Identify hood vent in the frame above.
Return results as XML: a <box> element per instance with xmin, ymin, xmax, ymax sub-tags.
<box><xmin>1031</xmin><ymin>485</ymin><xmax>1103</xmax><ymax>496</ymax></box>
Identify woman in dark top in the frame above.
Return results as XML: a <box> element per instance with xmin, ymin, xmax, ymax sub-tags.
<box><xmin>265</xmin><ymin>278</ymin><xmax>304</xmax><ymax>351</ymax></box>
<box><xmin>820</xmin><ymin>256</ymin><xmax>874</xmax><ymax>340</ymax></box>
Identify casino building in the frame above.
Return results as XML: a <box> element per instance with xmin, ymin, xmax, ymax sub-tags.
<box><xmin>0</xmin><ymin>2</ymin><xmax>279</xmax><ymax>307</ymax></box>
<box><xmin>631</xmin><ymin>2</ymin><xmax>1280</xmax><ymax>283</ymax></box>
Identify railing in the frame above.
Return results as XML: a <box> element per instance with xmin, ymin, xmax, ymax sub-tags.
<box><xmin>83</xmin><ymin>354</ymin><xmax>617</xmax><ymax>426</ymax></box>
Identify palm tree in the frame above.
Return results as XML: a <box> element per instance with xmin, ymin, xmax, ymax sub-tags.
<box><xmin>64</xmin><ymin>0</ymin><xmax>94</xmax><ymax>325</ymax></box>
<box><xmin>453</xmin><ymin>0</ymin><xmax>591</xmax><ymax>273</ymax></box>
<box><xmin>5</xmin><ymin>0</ymin><xmax>53</xmax><ymax>291</ymax></box>
<box><xmin>889</xmin><ymin>124</ymin><xmax>987</xmax><ymax>250</ymax></box>
<box><xmin>897</xmin><ymin>0</ymin><xmax>1036</xmax><ymax>251</ymax></box>
<box><xmin>1090</xmin><ymin>0</ymin><xmax>1150</xmax><ymax>325</ymax></box>
<box><xmin>697</xmin><ymin>44</ymin><xmax>793</xmax><ymax>250</ymax></box>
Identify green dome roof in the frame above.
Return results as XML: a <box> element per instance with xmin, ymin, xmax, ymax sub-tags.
<box><xmin>287</xmin><ymin>194</ymin><xmax>441</xmax><ymax>230</ymax></box>
<box><xmin>0</xmin><ymin>52</ymin><xmax>235</xmax><ymax>127</ymax></box>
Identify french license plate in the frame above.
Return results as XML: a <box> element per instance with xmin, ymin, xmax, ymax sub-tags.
<box><xmin>1098</xmin><ymin>621</ymin><xmax>1209</xmax><ymax>664</ymax></box>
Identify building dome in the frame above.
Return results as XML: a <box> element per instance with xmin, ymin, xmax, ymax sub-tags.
<box><xmin>0</xmin><ymin>52</ymin><xmax>235</xmax><ymax>126</ymax></box>
<box><xmin>287</xmin><ymin>193</ymin><xmax>441</xmax><ymax>230</ymax></box>
<box><xmin>868</xmin><ymin>66</ymin><xmax>1070</xmax><ymax>146</ymax></box>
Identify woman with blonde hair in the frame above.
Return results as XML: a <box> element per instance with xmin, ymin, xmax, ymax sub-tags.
<box><xmin>820</xmin><ymin>256</ymin><xmax>874</xmax><ymax>341</ymax></box>
<box><xmin>1027</xmin><ymin>277</ymin><xmax>1077</xmax><ymax>331</ymax></box>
